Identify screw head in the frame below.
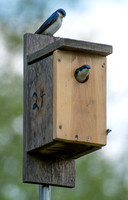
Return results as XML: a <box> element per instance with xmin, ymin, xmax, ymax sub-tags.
<box><xmin>58</xmin><ymin>58</ymin><xmax>61</xmax><ymax>62</ymax></box>
<box><xmin>59</xmin><ymin>125</ymin><xmax>62</xmax><ymax>129</ymax></box>
<box><xmin>86</xmin><ymin>136</ymin><xmax>90</xmax><ymax>141</ymax></box>
<box><xmin>75</xmin><ymin>135</ymin><xmax>78</xmax><ymax>139</ymax></box>
<box><xmin>102</xmin><ymin>63</ymin><xmax>105</xmax><ymax>68</ymax></box>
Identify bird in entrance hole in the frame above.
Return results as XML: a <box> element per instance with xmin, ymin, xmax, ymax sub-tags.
<box><xmin>35</xmin><ymin>8</ymin><xmax>66</xmax><ymax>35</ymax></box>
<box><xmin>75</xmin><ymin>65</ymin><xmax>91</xmax><ymax>83</ymax></box>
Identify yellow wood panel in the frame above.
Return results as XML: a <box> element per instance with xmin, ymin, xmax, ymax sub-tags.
<box><xmin>53</xmin><ymin>50</ymin><xmax>106</xmax><ymax>146</ymax></box>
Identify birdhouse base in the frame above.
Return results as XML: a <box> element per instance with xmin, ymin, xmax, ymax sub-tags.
<box><xmin>34</xmin><ymin>139</ymin><xmax>101</xmax><ymax>159</ymax></box>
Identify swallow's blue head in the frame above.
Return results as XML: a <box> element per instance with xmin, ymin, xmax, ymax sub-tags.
<box><xmin>75</xmin><ymin>65</ymin><xmax>91</xmax><ymax>83</ymax></box>
<box><xmin>56</xmin><ymin>8</ymin><xmax>66</xmax><ymax>17</ymax></box>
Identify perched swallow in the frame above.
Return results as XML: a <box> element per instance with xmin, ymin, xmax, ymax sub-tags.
<box><xmin>75</xmin><ymin>65</ymin><xmax>91</xmax><ymax>83</ymax></box>
<box><xmin>35</xmin><ymin>8</ymin><xmax>66</xmax><ymax>35</ymax></box>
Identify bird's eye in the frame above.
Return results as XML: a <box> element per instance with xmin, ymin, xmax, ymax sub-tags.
<box><xmin>59</xmin><ymin>10</ymin><xmax>66</xmax><ymax>17</ymax></box>
<box><xmin>60</xmin><ymin>11</ymin><xmax>64</xmax><ymax>16</ymax></box>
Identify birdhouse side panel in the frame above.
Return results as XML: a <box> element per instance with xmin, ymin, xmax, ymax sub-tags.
<box><xmin>26</xmin><ymin>55</ymin><xmax>54</xmax><ymax>152</ymax></box>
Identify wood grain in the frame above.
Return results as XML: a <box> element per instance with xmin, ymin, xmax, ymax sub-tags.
<box><xmin>26</xmin><ymin>55</ymin><xmax>53</xmax><ymax>151</ymax></box>
<box><xmin>23</xmin><ymin>33</ymin><xmax>75</xmax><ymax>187</ymax></box>
<box><xmin>23</xmin><ymin>153</ymin><xmax>75</xmax><ymax>187</ymax></box>
<box><xmin>53</xmin><ymin>50</ymin><xmax>106</xmax><ymax>146</ymax></box>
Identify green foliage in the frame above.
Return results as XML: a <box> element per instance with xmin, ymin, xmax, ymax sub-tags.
<box><xmin>52</xmin><ymin>152</ymin><xmax>128</xmax><ymax>200</ymax></box>
<box><xmin>0</xmin><ymin>71</ymin><xmax>38</xmax><ymax>200</ymax></box>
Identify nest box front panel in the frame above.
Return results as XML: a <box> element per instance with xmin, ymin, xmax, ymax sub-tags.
<box><xmin>53</xmin><ymin>50</ymin><xmax>106</xmax><ymax>146</ymax></box>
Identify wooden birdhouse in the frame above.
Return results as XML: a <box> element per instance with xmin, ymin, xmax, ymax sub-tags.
<box><xmin>23</xmin><ymin>33</ymin><xmax>112</xmax><ymax>187</ymax></box>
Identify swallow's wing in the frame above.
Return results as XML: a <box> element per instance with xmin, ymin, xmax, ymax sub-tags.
<box><xmin>35</xmin><ymin>12</ymin><xmax>58</xmax><ymax>34</ymax></box>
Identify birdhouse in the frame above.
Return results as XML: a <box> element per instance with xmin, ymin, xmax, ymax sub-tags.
<box><xmin>23</xmin><ymin>33</ymin><xmax>112</xmax><ymax>187</ymax></box>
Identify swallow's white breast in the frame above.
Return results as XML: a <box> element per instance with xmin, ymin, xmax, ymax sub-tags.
<box><xmin>76</xmin><ymin>69</ymin><xmax>91</xmax><ymax>83</ymax></box>
<box><xmin>43</xmin><ymin>15</ymin><xmax>63</xmax><ymax>35</ymax></box>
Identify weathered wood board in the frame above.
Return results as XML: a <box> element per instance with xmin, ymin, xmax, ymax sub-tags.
<box><xmin>23</xmin><ymin>33</ymin><xmax>75</xmax><ymax>187</ymax></box>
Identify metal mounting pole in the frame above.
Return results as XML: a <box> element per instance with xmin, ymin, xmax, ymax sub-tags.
<box><xmin>38</xmin><ymin>185</ymin><xmax>51</xmax><ymax>200</ymax></box>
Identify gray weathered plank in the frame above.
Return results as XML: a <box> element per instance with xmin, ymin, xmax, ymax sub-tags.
<box><xmin>23</xmin><ymin>153</ymin><xmax>75</xmax><ymax>187</ymax></box>
<box><xmin>26</xmin><ymin>55</ymin><xmax>53</xmax><ymax>152</ymax></box>
<box><xmin>23</xmin><ymin>33</ymin><xmax>75</xmax><ymax>187</ymax></box>
<box><xmin>27</xmin><ymin>34</ymin><xmax>113</xmax><ymax>64</ymax></box>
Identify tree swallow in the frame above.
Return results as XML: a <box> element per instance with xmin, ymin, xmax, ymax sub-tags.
<box><xmin>75</xmin><ymin>65</ymin><xmax>91</xmax><ymax>83</ymax></box>
<box><xmin>35</xmin><ymin>8</ymin><xmax>66</xmax><ymax>35</ymax></box>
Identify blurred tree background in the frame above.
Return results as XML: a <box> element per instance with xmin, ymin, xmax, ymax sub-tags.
<box><xmin>0</xmin><ymin>0</ymin><xmax>128</xmax><ymax>200</ymax></box>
